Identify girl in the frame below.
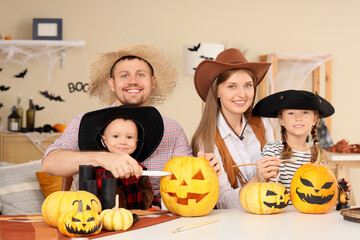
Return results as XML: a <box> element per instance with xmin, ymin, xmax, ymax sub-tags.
<box><xmin>252</xmin><ymin>90</ymin><xmax>351</xmax><ymax>195</ymax></box>
<box><xmin>192</xmin><ymin>48</ymin><xmax>276</xmax><ymax>209</ymax></box>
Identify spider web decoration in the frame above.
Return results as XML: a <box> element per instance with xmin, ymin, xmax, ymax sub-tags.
<box><xmin>0</xmin><ymin>40</ymin><xmax>85</xmax><ymax>81</ymax></box>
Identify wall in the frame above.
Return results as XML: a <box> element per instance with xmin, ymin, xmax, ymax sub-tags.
<box><xmin>1</xmin><ymin>0</ymin><xmax>360</xmax><ymax>145</ymax></box>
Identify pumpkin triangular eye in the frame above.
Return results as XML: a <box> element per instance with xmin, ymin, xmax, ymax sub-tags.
<box><xmin>87</xmin><ymin>217</ymin><xmax>95</xmax><ymax>222</ymax></box>
<box><xmin>86</xmin><ymin>205</ymin><xmax>91</xmax><ymax>210</ymax></box>
<box><xmin>284</xmin><ymin>189</ymin><xmax>288</xmax><ymax>194</ymax></box>
<box><xmin>300</xmin><ymin>177</ymin><xmax>314</xmax><ymax>187</ymax></box>
<box><xmin>192</xmin><ymin>170</ymin><xmax>204</xmax><ymax>180</ymax></box>
<box><xmin>266</xmin><ymin>190</ymin><xmax>277</xmax><ymax>196</ymax></box>
<box><xmin>170</xmin><ymin>174</ymin><xmax>177</xmax><ymax>180</ymax></box>
<box><xmin>72</xmin><ymin>217</ymin><xmax>81</xmax><ymax>222</ymax></box>
<box><xmin>321</xmin><ymin>181</ymin><xmax>334</xmax><ymax>189</ymax></box>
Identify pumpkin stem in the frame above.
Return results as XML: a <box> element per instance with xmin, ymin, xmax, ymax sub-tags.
<box><xmin>113</xmin><ymin>194</ymin><xmax>119</xmax><ymax>210</ymax></box>
<box><xmin>78</xmin><ymin>200</ymin><xmax>83</xmax><ymax>213</ymax></box>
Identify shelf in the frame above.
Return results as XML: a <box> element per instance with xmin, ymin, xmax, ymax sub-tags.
<box><xmin>0</xmin><ymin>40</ymin><xmax>86</xmax><ymax>81</ymax></box>
<box><xmin>0</xmin><ymin>40</ymin><xmax>85</xmax><ymax>47</ymax></box>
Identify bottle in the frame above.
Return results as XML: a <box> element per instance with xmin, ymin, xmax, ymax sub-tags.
<box><xmin>26</xmin><ymin>97</ymin><xmax>35</xmax><ymax>131</ymax></box>
<box><xmin>16</xmin><ymin>94</ymin><xmax>23</xmax><ymax>130</ymax></box>
<box><xmin>8</xmin><ymin>106</ymin><xmax>21</xmax><ymax>132</ymax></box>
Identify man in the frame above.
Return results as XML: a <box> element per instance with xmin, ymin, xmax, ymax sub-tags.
<box><xmin>42</xmin><ymin>44</ymin><xmax>220</xmax><ymax>198</ymax></box>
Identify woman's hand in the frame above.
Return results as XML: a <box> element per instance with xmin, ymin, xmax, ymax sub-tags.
<box><xmin>197</xmin><ymin>151</ymin><xmax>221</xmax><ymax>176</ymax></box>
<box><xmin>256</xmin><ymin>156</ymin><xmax>280</xmax><ymax>182</ymax></box>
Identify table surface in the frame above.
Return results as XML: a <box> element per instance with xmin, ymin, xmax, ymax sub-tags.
<box><xmin>95</xmin><ymin>206</ymin><xmax>360</xmax><ymax>240</ymax></box>
<box><xmin>326</xmin><ymin>152</ymin><xmax>360</xmax><ymax>161</ymax></box>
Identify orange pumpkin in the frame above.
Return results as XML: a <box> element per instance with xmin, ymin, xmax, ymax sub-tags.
<box><xmin>42</xmin><ymin>191</ymin><xmax>102</xmax><ymax>227</ymax></box>
<box><xmin>58</xmin><ymin>200</ymin><xmax>102</xmax><ymax>237</ymax></box>
<box><xmin>240</xmin><ymin>182</ymin><xmax>289</xmax><ymax>214</ymax></box>
<box><xmin>290</xmin><ymin>163</ymin><xmax>338</xmax><ymax>213</ymax></box>
<box><xmin>160</xmin><ymin>156</ymin><xmax>219</xmax><ymax>216</ymax></box>
<box><xmin>53</xmin><ymin>124</ymin><xmax>67</xmax><ymax>133</ymax></box>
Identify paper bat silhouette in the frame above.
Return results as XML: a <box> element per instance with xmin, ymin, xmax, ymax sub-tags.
<box><xmin>0</xmin><ymin>85</ymin><xmax>10</xmax><ymax>91</ymax></box>
<box><xmin>0</xmin><ymin>103</ymin><xmax>3</xmax><ymax>109</ymax></box>
<box><xmin>200</xmin><ymin>55</ymin><xmax>214</xmax><ymax>60</ymax></box>
<box><xmin>15</xmin><ymin>69</ymin><xmax>28</xmax><ymax>78</ymax></box>
<box><xmin>35</xmin><ymin>104</ymin><xmax>45</xmax><ymax>111</ymax></box>
<box><xmin>0</xmin><ymin>68</ymin><xmax>2</xmax><ymax>72</ymax></box>
<box><xmin>40</xmin><ymin>90</ymin><xmax>65</xmax><ymax>102</ymax></box>
<box><xmin>188</xmin><ymin>43</ymin><xmax>201</xmax><ymax>52</ymax></box>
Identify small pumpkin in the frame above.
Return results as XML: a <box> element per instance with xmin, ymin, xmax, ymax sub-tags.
<box><xmin>290</xmin><ymin>163</ymin><xmax>338</xmax><ymax>214</ymax></box>
<box><xmin>100</xmin><ymin>194</ymin><xmax>134</xmax><ymax>231</ymax></box>
<box><xmin>240</xmin><ymin>182</ymin><xmax>289</xmax><ymax>214</ymax></box>
<box><xmin>160</xmin><ymin>156</ymin><xmax>219</xmax><ymax>217</ymax></box>
<box><xmin>42</xmin><ymin>190</ymin><xmax>102</xmax><ymax>227</ymax></box>
<box><xmin>58</xmin><ymin>200</ymin><xmax>102</xmax><ymax>237</ymax></box>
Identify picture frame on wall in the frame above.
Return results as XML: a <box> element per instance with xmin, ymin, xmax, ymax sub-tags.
<box><xmin>33</xmin><ymin>18</ymin><xmax>62</xmax><ymax>40</ymax></box>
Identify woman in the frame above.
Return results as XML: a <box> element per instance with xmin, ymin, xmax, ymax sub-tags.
<box><xmin>192</xmin><ymin>48</ymin><xmax>276</xmax><ymax>208</ymax></box>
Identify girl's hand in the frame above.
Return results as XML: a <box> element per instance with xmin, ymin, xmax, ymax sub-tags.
<box><xmin>256</xmin><ymin>156</ymin><xmax>280</xmax><ymax>182</ymax></box>
<box><xmin>338</xmin><ymin>178</ymin><xmax>352</xmax><ymax>196</ymax></box>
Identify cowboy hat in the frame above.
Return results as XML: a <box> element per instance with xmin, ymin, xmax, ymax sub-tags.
<box><xmin>252</xmin><ymin>90</ymin><xmax>335</xmax><ymax>118</ymax></box>
<box><xmin>88</xmin><ymin>44</ymin><xmax>177</xmax><ymax>106</ymax></box>
<box><xmin>194</xmin><ymin>48</ymin><xmax>271</xmax><ymax>102</ymax></box>
<box><xmin>78</xmin><ymin>105</ymin><xmax>164</xmax><ymax>162</ymax></box>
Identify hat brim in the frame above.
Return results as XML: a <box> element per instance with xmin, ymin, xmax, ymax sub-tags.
<box><xmin>194</xmin><ymin>60</ymin><xmax>271</xmax><ymax>102</ymax></box>
<box><xmin>252</xmin><ymin>90</ymin><xmax>335</xmax><ymax>118</ymax></box>
<box><xmin>88</xmin><ymin>44</ymin><xmax>177</xmax><ymax>106</ymax></box>
<box><xmin>79</xmin><ymin>106</ymin><xmax>164</xmax><ymax>162</ymax></box>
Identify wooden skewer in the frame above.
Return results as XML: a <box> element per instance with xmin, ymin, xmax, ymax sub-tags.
<box><xmin>232</xmin><ymin>158</ymin><xmax>297</xmax><ymax>168</ymax></box>
<box><xmin>171</xmin><ymin>219</ymin><xmax>220</xmax><ymax>233</ymax></box>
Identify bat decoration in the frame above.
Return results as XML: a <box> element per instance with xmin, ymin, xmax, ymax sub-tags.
<box><xmin>39</xmin><ymin>90</ymin><xmax>65</xmax><ymax>102</ymax></box>
<box><xmin>15</xmin><ymin>69</ymin><xmax>28</xmax><ymax>78</ymax></box>
<box><xmin>35</xmin><ymin>104</ymin><xmax>45</xmax><ymax>111</ymax></box>
<box><xmin>188</xmin><ymin>43</ymin><xmax>201</xmax><ymax>52</ymax></box>
<box><xmin>200</xmin><ymin>55</ymin><xmax>214</xmax><ymax>60</ymax></box>
<box><xmin>0</xmin><ymin>103</ymin><xmax>3</xmax><ymax>109</ymax></box>
<box><xmin>0</xmin><ymin>68</ymin><xmax>2</xmax><ymax>72</ymax></box>
<box><xmin>0</xmin><ymin>85</ymin><xmax>10</xmax><ymax>91</ymax></box>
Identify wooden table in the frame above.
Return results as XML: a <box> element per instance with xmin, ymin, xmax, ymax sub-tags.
<box><xmin>96</xmin><ymin>206</ymin><xmax>360</xmax><ymax>240</ymax></box>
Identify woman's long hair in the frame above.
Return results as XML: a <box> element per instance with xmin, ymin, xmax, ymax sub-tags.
<box><xmin>191</xmin><ymin>68</ymin><xmax>257</xmax><ymax>155</ymax></box>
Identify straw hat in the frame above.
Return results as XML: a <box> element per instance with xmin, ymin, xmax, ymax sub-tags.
<box><xmin>88</xmin><ymin>44</ymin><xmax>177</xmax><ymax>106</ymax></box>
<box><xmin>79</xmin><ymin>105</ymin><xmax>164</xmax><ymax>162</ymax></box>
<box><xmin>194</xmin><ymin>48</ymin><xmax>271</xmax><ymax>102</ymax></box>
<box><xmin>252</xmin><ymin>90</ymin><xmax>335</xmax><ymax>118</ymax></box>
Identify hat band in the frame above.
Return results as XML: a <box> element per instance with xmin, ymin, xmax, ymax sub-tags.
<box><xmin>109</xmin><ymin>55</ymin><xmax>154</xmax><ymax>78</ymax></box>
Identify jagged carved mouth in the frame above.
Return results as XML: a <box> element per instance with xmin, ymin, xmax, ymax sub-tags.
<box><xmin>263</xmin><ymin>200</ymin><xmax>289</xmax><ymax>209</ymax></box>
<box><xmin>166</xmin><ymin>192</ymin><xmax>209</xmax><ymax>205</ymax></box>
<box><xmin>296</xmin><ymin>188</ymin><xmax>335</xmax><ymax>205</ymax></box>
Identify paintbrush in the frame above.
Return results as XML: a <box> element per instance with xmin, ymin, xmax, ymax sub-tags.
<box><xmin>232</xmin><ymin>158</ymin><xmax>298</xmax><ymax>168</ymax></box>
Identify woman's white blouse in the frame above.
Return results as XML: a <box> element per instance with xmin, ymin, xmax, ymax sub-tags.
<box><xmin>215</xmin><ymin>112</ymin><xmax>275</xmax><ymax>209</ymax></box>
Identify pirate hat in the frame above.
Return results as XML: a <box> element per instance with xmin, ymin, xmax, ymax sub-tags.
<box><xmin>252</xmin><ymin>90</ymin><xmax>335</xmax><ymax>118</ymax></box>
<box><xmin>79</xmin><ymin>105</ymin><xmax>164</xmax><ymax>162</ymax></box>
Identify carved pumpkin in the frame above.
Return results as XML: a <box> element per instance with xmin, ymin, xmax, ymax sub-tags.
<box><xmin>100</xmin><ymin>194</ymin><xmax>134</xmax><ymax>231</ymax></box>
<box><xmin>42</xmin><ymin>190</ymin><xmax>102</xmax><ymax>227</ymax></box>
<box><xmin>240</xmin><ymin>182</ymin><xmax>289</xmax><ymax>214</ymax></box>
<box><xmin>160</xmin><ymin>156</ymin><xmax>219</xmax><ymax>216</ymax></box>
<box><xmin>58</xmin><ymin>200</ymin><xmax>102</xmax><ymax>237</ymax></box>
<box><xmin>290</xmin><ymin>163</ymin><xmax>338</xmax><ymax>213</ymax></box>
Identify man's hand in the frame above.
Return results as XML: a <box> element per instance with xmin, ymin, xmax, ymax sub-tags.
<box><xmin>100</xmin><ymin>152</ymin><xmax>143</xmax><ymax>179</ymax></box>
<box><xmin>197</xmin><ymin>151</ymin><xmax>221</xmax><ymax>176</ymax></box>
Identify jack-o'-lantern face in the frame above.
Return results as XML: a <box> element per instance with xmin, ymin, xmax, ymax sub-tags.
<box><xmin>42</xmin><ymin>191</ymin><xmax>102</xmax><ymax>228</ymax></box>
<box><xmin>290</xmin><ymin>163</ymin><xmax>338</xmax><ymax>214</ymax></box>
<box><xmin>240</xmin><ymin>182</ymin><xmax>289</xmax><ymax>214</ymax></box>
<box><xmin>160</xmin><ymin>156</ymin><xmax>219</xmax><ymax>216</ymax></box>
<box><xmin>58</xmin><ymin>200</ymin><xmax>102</xmax><ymax>237</ymax></box>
